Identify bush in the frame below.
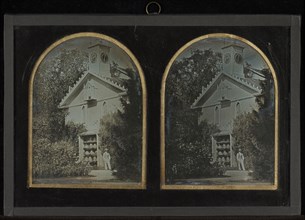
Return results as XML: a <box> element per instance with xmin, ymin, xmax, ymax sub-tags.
<box><xmin>99</xmin><ymin>111</ymin><xmax>142</xmax><ymax>182</ymax></box>
<box><xmin>33</xmin><ymin>138</ymin><xmax>90</xmax><ymax>178</ymax></box>
<box><xmin>232</xmin><ymin>111</ymin><xmax>274</xmax><ymax>181</ymax></box>
<box><xmin>32</xmin><ymin>118</ymin><xmax>89</xmax><ymax>179</ymax></box>
<box><xmin>114</xmin><ymin>132</ymin><xmax>141</xmax><ymax>181</ymax></box>
<box><xmin>165</xmin><ymin>116</ymin><xmax>224</xmax><ymax>182</ymax></box>
<box><xmin>32</xmin><ymin>121</ymin><xmax>88</xmax><ymax>179</ymax></box>
<box><xmin>166</xmin><ymin>140</ymin><xmax>224</xmax><ymax>181</ymax></box>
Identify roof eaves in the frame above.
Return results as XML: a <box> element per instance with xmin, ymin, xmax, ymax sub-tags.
<box><xmin>191</xmin><ymin>72</ymin><xmax>222</xmax><ymax>108</ymax></box>
<box><xmin>58</xmin><ymin>72</ymin><xmax>89</xmax><ymax>107</ymax></box>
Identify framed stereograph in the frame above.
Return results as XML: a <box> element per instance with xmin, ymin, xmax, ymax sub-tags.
<box><xmin>27</xmin><ymin>32</ymin><xmax>147</xmax><ymax>189</ymax></box>
<box><xmin>161</xmin><ymin>33</ymin><xmax>279</xmax><ymax>190</ymax></box>
<box><xmin>3</xmin><ymin>15</ymin><xmax>301</xmax><ymax>216</ymax></box>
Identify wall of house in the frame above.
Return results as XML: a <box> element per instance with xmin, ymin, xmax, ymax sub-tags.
<box><xmin>66</xmin><ymin>97</ymin><xmax>122</xmax><ymax>131</ymax></box>
<box><xmin>202</xmin><ymin>77</ymin><xmax>257</xmax><ymax>108</ymax></box>
<box><xmin>199</xmin><ymin>97</ymin><xmax>257</xmax><ymax>133</ymax></box>
<box><xmin>65</xmin><ymin>75</ymin><xmax>124</xmax><ymax>132</ymax></box>
<box><xmin>199</xmin><ymin>81</ymin><xmax>257</xmax><ymax>168</ymax></box>
<box><xmin>198</xmin><ymin>77</ymin><xmax>259</xmax><ymax>133</ymax></box>
<box><xmin>66</xmin><ymin>105</ymin><xmax>86</xmax><ymax>125</ymax></box>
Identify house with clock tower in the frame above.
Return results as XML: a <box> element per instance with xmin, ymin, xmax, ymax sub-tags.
<box><xmin>191</xmin><ymin>44</ymin><xmax>265</xmax><ymax>168</ymax></box>
<box><xmin>58</xmin><ymin>42</ymin><xmax>130</xmax><ymax>169</ymax></box>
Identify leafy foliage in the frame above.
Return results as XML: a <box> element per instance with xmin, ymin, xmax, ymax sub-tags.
<box><xmin>166</xmin><ymin>49</ymin><xmax>222</xmax><ymax>107</ymax></box>
<box><xmin>33</xmin><ymin>49</ymin><xmax>88</xmax><ymax>141</ymax></box>
<box><xmin>99</xmin><ymin>76</ymin><xmax>142</xmax><ymax>182</ymax></box>
<box><xmin>165</xmin><ymin>49</ymin><xmax>223</xmax><ymax>181</ymax></box>
<box><xmin>166</xmin><ymin>118</ymin><xmax>222</xmax><ymax>181</ymax></box>
<box><xmin>32</xmin><ymin>125</ymin><xmax>89</xmax><ymax>178</ymax></box>
<box><xmin>32</xmin><ymin>49</ymin><xmax>90</xmax><ymax>178</ymax></box>
<box><xmin>232</xmin><ymin>71</ymin><xmax>275</xmax><ymax>181</ymax></box>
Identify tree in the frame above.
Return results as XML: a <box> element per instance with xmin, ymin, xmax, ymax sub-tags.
<box><xmin>166</xmin><ymin>49</ymin><xmax>222</xmax><ymax>107</ymax></box>
<box><xmin>32</xmin><ymin>48</ymin><xmax>89</xmax><ymax>178</ymax></box>
<box><xmin>99</xmin><ymin>72</ymin><xmax>142</xmax><ymax>181</ymax></box>
<box><xmin>232</xmin><ymin>69</ymin><xmax>275</xmax><ymax>181</ymax></box>
<box><xmin>165</xmin><ymin>49</ymin><xmax>223</xmax><ymax>181</ymax></box>
<box><xmin>166</xmin><ymin>118</ymin><xmax>221</xmax><ymax>181</ymax></box>
<box><xmin>33</xmin><ymin>48</ymin><xmax>88</xmax><ymax>141</ymax></box>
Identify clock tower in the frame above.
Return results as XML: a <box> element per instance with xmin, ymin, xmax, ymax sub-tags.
<box><xmin>87</xmin><ymin>43</ymin><xmax>111</xmax><ymax>78</ymax></box>
<box><xmin>222</xmin><ymin>44</ymin><xmax>244</xmax><ymax>77</ymax></box>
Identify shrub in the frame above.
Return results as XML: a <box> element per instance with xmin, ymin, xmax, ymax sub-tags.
<box><xmin>165</xmin><ymin>117</ymin><xmax>224</xmax><ymax>182</ymax></box>
<box><xmin>166</xmin><ymin>140</ymin><xmax>224</xmax><ymax>181</ymax></box>
<box><xmin>232</xmin><ymin>111</ymin><xmax>274</xmax><ymax>182</ymax></box>
<box><xmin>99</xmin><ymin>111</ymin><xmax>142</xmax><ymax>182</ymax></box>
<box><xmin>33</xmin><ymin>138</ymin><xmax>90</xmax><ymax>178</ymax></box>
<box><xmin>32</xmin><ymin>123</ymin><xmax>88</xmax><ymax>179</ymax></box>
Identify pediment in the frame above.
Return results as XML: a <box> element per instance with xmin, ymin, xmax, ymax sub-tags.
<box><xmin>58</xmin><ymin>72</ymin><xmax>126</xmax><ymax>108</ymax></box>
<box><xmin>191</xmin><ymin>73</ymin><xmax>261</xmax><ymax>108</ymax></box>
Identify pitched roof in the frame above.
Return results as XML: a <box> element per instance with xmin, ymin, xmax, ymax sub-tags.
<box><xmin>221</xmin><ymin>44</ymin><xmax>244</xmax><ymax>50</ymax></box>
<box><xmin>87</xmin><ymin>43</ymin><xmax>111</xmax><ymax>49</ymax></box>
<box><xmin>244</xmin><ymin>66</ymin><xmax>268</xmax><ymax>78</ymax></box>
<box><xmin>228</xmin><ymin>73</ymin><xmax>261</xmax><ymax>90</ymax></box>
<box><xmin>58</xmin><ymin>71</ymin><xmax>127</xmax><ymax>108</ymax></box>
<box><xmin>191</xmin><ymin>72</ymin><xmax>262</xmax><ymax>108</ymax></box>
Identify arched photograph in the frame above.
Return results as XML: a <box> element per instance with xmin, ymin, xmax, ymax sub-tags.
<box><xmin>28</xmin><ymin>33</ymin><xmax>146</xmax><ymax>189</ymax></box>
<box><xmin>161</xmin><ymin>34</ymin><xmax>278</xmax><ymax>190</ymax></box>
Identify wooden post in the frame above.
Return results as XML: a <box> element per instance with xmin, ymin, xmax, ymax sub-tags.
<box><xmin>78</xmin><ymin>135</ymin><xmax>84</xmax><ymax>161</ymax></box>
<box><xmin>230</xmin><ymin>134</ymin><xmax>233</xmax><ymax>167</ymax></box>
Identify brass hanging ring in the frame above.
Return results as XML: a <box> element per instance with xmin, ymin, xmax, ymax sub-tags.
<box><xmin>145</xmin><ymin>1</ymin><xmax>161</xmax><ymax>15</ymax></box>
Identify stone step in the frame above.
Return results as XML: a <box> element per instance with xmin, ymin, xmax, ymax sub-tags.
<box><xmin>226</xmin><ymin>170</ymin><xmax>249</xmax><ymax>174</ymax></box>
<box><xmin>224</xmin><ymin>170</ymin><xmax>253</xmax><ymax>181</ymax></box>
<box><xmin>89</xmin><ymin>169</ymin><xmax>117</xmax><ymax>180</ymax></box>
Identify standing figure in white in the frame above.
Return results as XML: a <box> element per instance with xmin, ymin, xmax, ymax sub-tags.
<box><xmin>236</xmin><ymin>148</ymin><xmax>245</xmax><ymax>171</ymax></box>
<box><xmin>103</xmin><ymin>148</ymin><xmax>111</xmax><ymax>170</ymax></box>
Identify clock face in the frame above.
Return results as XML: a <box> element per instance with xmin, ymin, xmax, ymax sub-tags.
<box><xmin>234</xmin><ymin>53</ymin><xmax>243</xmax><ymax>64</ymax></box>
<box><xmin>224</xmin><ymin>53</ymin><xmax>231</xmax><ymax>64</ymax></box>
<box><xmin>100</xmin><ymin>52</ymin><xmax>109</xmax><ymax>63</ymax></box>
<box><xmin>90</xmin><ymin>52</ymin><xmax>97</xmax><ymax>63</ymax></box>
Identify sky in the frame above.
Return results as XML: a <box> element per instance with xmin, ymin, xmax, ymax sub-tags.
<box><xmin>176</xmin><ymin>37</ymin><xmax>269</xmax><ymax>70</ymax></box>
<box><xmin>44</xmin><ymin>36</ymin><xmax>136</xmax><ymax>70</ymax></box>
<box><xmin>42</xmin><ymin>35</ymin><xmax>270</xmax><ymax>78</ymax></box>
